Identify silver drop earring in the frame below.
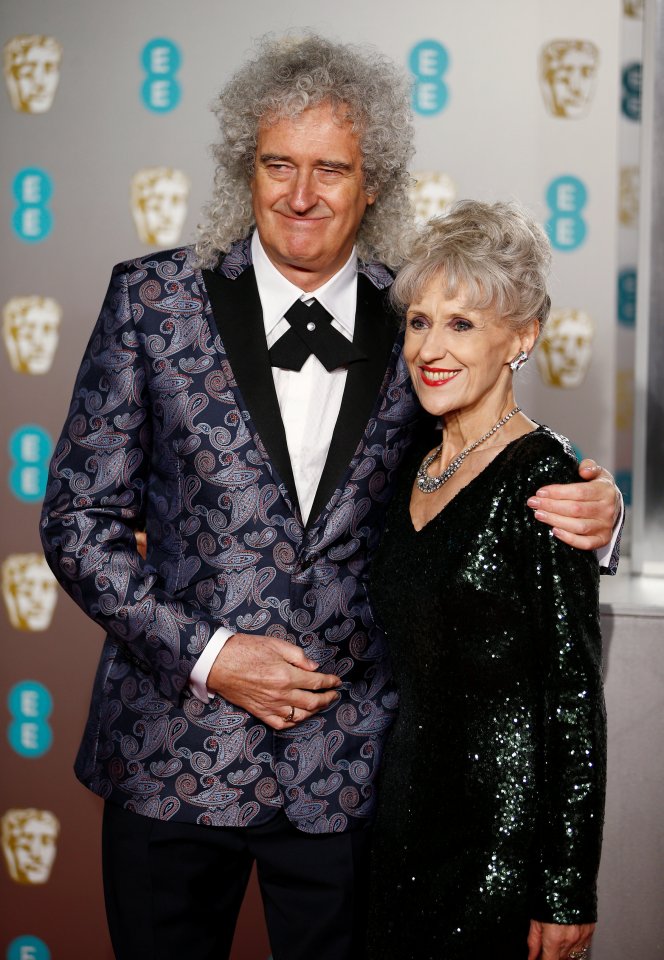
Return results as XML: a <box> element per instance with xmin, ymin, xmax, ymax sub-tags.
<box><xmin>509</xmin><ymin>350</ymin><xmax>529</xmax><ymax>372</ymax></box>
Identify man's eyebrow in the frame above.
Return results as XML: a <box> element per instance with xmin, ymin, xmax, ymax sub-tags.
<box><xmin>259</xmin><ymin>153</ymin><xmax>352</xmax><ymax>171</ymax></box>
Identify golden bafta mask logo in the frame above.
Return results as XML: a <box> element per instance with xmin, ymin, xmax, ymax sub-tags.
<box><xmin>1</xmin><ymin>809</ymin><xmax>60</xmax><ymax>885</ymax></box>
<box><xmin>3</xmin><ymin>35</ymin><xmax>62</xmax><ymax>114</ymax></box>
<box><xmin>3</xmin><ymin>296</ymin><xmax>62</xmax><ymax>375</ymax></box>
<box><xmin>619</xmin><ymin>166</ymin><xmax>640</xmax><ymax>227</ymax></box>
<box><xmin>539</xmin><ymin>40</ymin><xmax>600</xmax><ymax>119</ymax></box>
<box><xmin>623</xmin><ymin>0</ymin><xmax>644</xmax><ymax>17</ymax></box>
<box><xmin>2</xmin><ymin>554</ymin><xmax>58</xmax><ymax>631</ymax></box>
<box><xmin>536</xmin><ymin>309</ymin><xmax>594</xmax><ymax>389</ymax></box>
<box><xmin>409</xmin><ymin>171</ymin><xmax>457</xmax><ymax>224</ymax></box>
<box><xmin>616</xmin><ymin>369</ymin><xmax>635</xmax><ymax>431</ymax></box>
<box><xmin>131</xmin><ymin>167</ymin><xmax>190</xmax><ymax>246</ymax></box>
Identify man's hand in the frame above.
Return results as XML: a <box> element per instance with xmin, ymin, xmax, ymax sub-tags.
<box><xmin>208</xmin><ymin>632</ymin><xmax>342</xmax><ymax>730</ymax></box>
<box><xmin>134</xmin><ymin>530</ymin><xmax>147</xmax><ymax>559</ymax></box>
<box><xmin>527</xmin><ymin>459</ymin><xmax>620</xmax><ymax>551</ymax></box>
<box><xmin>527</xmin><ymin>919</ymin><xmax>595</xmax><ymax>960</ymax></box>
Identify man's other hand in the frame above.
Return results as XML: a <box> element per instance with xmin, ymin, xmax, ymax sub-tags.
<box><xmin>527</xmin><ymin>459</ymin><xmax>620</xmax><ymax>551</ymax></box>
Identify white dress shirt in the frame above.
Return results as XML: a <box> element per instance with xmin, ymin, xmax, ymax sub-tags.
<box><xmin>189</xmin><ymin>232</ymin><xmax>359</xmax><ymax>700</ymax></box>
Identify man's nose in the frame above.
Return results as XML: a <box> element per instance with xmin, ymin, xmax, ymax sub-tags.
<box><xmin>288</xmin><ymin>171</ymin><xmax>318</xmax><ymax>212</ymax></box>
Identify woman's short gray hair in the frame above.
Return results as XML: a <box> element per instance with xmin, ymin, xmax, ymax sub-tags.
<box><xmin>195</xmin><ymin>33</ymin><xmax>416</xmax><ymax>270</ymax></box>
<box><xmin>391</xmin><ymin>200</ymin><xmax>552</xmax><ymax>332</ymax></box>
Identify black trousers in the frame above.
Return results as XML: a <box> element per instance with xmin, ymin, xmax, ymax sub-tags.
<box><xmin>102</xmin><ymin>802</ymin><xmax>371</xmax><ymax>960</ymax></box>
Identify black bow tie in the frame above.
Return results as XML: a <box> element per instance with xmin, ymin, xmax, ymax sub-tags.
<box><xmin>268</xmin><ymin>299</ymin><xmax>366</xmax><ymax>372</ymax></box>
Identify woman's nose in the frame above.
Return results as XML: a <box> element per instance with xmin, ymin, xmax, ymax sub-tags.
<box><xmin>418</xmin><ymin>327</ymin><xmax>449</xmax><ymax>363</ymax></box>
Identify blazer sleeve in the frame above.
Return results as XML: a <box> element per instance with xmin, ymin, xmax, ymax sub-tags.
<box><xmin>39</xmin><ymin>263</ymin><xmax>218</xmax><ymax>706</ymax></box>
<box><xmin>522</xmin><ymin>448</ymin><xmax>606</xmax><ymax>924</ymax></box>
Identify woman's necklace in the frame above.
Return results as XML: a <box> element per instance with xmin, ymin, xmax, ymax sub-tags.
<box><xmin>416</xmin><ymin>406</ymin><xmax>521</xmax><ymax>494</ymax></box>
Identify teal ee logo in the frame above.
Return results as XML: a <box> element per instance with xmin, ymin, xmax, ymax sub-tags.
<box><xmin>12</xmin><ymin>169</ymin><xmax>53</xmax><ymax>243</ymax></box>
<box><xmin>545</xmin><ymin>175</ymin><xmax>587</xmax><ymax>251</ymax></box>
<box><xmin>618</xmin><ymin>268</ymin><xmax>637</xmax><ymax>327</ymax></box>
<box><xmin>8</xmin><ymin>937</ymin><xmax>50</xmax><ymax>960</ymax></box>
<box><xmin>8</xmin><ymin>681</ymin><xmax>53</xmax><ymax>758</ymax></box>
<box><xmin>141</xmin><ymin>38</ymin><xmax>181</xmax><ymax>112</ymax></box>
<box><xmin>616</xmin><ymin>470</ymin><xmax>632</xmax><ymax>507</ymax></box>
<box><xmin>409</xmin><ymin>40</ymin><xmax>449</xmax><ymax>116</ymax></box>
<box><xmin>621</xmin><ymin>62</ymin><xmax>641</xmax><ymax>121</ymax></box>
<box><xmin>9</xmin><ymin>425</ymin><xmax>52</xmax><ymax>502</ymax></box>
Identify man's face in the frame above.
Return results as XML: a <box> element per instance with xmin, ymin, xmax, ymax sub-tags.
<box><xmin>250</xmin><ymin>102</ymin><xmax>375</xmax><ymax>291</ymax></box>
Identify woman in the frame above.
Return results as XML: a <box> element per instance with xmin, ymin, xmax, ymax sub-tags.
<box><xmin>367</xmin><ymin>201</ymin><xmax>606</xmax><ymax>960</ymax></box>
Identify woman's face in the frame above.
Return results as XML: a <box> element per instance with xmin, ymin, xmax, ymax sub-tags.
<box><xmin>403</xmin><ymin>277</ymin><xmax>533</xmax><ymax>419</ymax></box>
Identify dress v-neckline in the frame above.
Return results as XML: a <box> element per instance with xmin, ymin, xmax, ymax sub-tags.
<box><xmin>409</xmin><ymin>426</ymin><xmax>541</xmax><ymax>534</ymax></box>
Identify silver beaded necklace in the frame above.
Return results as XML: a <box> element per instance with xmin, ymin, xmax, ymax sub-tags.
<box><xmin>416</xmin><ymin>406</ymin><xmax>521</xmax><ymax>494</ymax></box>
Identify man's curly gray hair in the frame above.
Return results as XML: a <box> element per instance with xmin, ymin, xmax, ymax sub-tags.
<box><xmin>195</xmin><ymin>34</ymin><xmax>416</xmax><ymax>270</ymax></box>
<box><xmin>391</xmin><ymin>200</ymin><xmax>552</xmax><ymax>334</ymax></box>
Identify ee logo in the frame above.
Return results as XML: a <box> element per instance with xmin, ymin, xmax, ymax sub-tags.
<box><xmin>621</xmin><ymin>62</ymin><xmax>641</xmax><ymax>122</ymax></box>
<box><xmin>409</xmin><ymin>40</ymin><xmax>450</xmax><ymax>116</ymax></box>
<box><xmin>7</xmin><ymin>937</ymin><xmax>50</xmax><ymax>960</ymax></box>
<box><xmin>615</xmin><ymin>470</ymin><xmax>632</xmax><ymax>507</ymax></box>
<box><xmin>141</xmin><ymin>38</ymin><xmax>181</xmax><ymax>112</ymax></box>
<box><xmin>618</xmin><ymin>268</ymin><xmax>637</xmax><ymax>327</ymax></box>
<box><xmin>545</xmin><ymin>176</ymin><xmax>588</xmax><ymax>251</ymax></box>
<box><xmin>9</xmin><ymin>425</ymin><xmax>52</xmax><ymax>502</ymax></box>
<box><xmin>8</xmin><ymin>681</ymin><xmax>53</xmax><ymax>758</ymax></box>
<box><xmin>12</xmin><ymin>168</ymin><xmax>53</xmax><ymax>243</ymax></box>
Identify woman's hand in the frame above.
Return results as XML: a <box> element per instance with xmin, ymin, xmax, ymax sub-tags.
<box><xmin>527</xmin><ymin>920</ymin><xmax>595</xmax><ymax>960</ymax></box>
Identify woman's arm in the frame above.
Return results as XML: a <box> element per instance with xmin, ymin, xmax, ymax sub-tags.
<box><xmin>520</xmin><ymin>443</ymin><xmax>606</xmax><ymax>933</ymax></box>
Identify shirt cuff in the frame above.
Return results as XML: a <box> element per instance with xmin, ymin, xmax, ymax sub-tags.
<box><xmin>596</xmin><ymin>491</ymin><xmax>624</xmax><ymax>570</ymax></box>
<box><xmin>189</xmin><ymin>626</ymin><xmax>235</xmax><ymax>701</ymax></box>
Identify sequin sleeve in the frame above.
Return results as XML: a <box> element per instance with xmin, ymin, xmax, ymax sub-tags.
<box><xmin>520</xmin><ymin>436</ymin><xmax>606</xmax><ymax>924</ymax></box>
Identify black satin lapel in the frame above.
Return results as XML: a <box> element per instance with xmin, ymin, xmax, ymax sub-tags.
<box><xmin>307</xmin><ymin>275</ymin><xmax>400</xmax><ymax>526</ymax></box>
<box><xmin>202</xmin><ymin>267</ymin><xmax>298</xmax><ymax>511</ymax></box>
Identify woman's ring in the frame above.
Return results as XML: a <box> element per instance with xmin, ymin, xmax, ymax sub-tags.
<box><xmin>568</xmin><ymin>949</ymin><xmax>589</xmax><ymax>959</ymax></box>
<box><xmin>285</xmin><ymin>706</ymin><xmax>295</xmax><ymax>722</ymax></box>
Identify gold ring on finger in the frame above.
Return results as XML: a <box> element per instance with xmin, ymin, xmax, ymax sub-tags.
<box><xmin>285</xmin><ymin>705</ymin><xmax>295</xmax><ymax>722</ymax></box>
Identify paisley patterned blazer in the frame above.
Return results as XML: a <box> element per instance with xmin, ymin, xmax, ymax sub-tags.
<box><xmin>39</xmin><ymin>239</ymin><xmax>425</xmax><ymax>833</ymax></box>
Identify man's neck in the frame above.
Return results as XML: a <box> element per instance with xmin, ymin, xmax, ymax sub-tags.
<box><xmin>253</xmin><ymin>235</ymin><xmax>357</xmax><ymax>294</ymax></box>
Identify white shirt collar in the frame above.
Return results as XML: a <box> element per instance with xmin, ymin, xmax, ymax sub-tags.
<box><xmin>251</xmin><ymin>231</ymin><xmax>358</xmax><ymax>338</ymax></box>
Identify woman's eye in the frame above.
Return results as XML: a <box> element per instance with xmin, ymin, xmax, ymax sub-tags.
<box><xmin>452</xmin><ymin>318</ymin><xmax>473</xmax><ymax>332</ymax></box>
<box><xmin>407</xmin><ymin>316</ymin><xmax>428</xmax><ymax>330</ymax></box>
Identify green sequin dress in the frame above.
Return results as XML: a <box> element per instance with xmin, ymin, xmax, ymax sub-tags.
<box><xmin>367</xmin><ymin>426</ymin><xmax>606</xmax><ymax>960</ymax></box>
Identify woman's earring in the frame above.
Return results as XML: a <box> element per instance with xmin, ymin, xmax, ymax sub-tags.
<box><xmin>509</xmin><ymin>350</ymin><xmax>529</xmax><ymax>372</ymax></box>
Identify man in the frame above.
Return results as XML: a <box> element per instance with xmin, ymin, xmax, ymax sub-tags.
<box><xmin>40</xmin><ymin>35</ymin><xmax>619</xmax><ymax>960</ymax></box>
